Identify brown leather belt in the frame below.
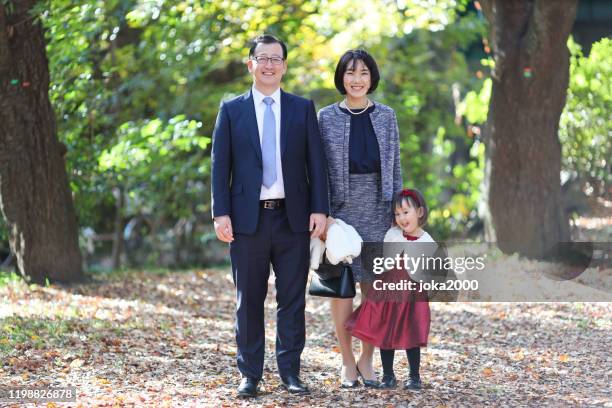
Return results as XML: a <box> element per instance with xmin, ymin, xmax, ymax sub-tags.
<box><xmin>260</xmin><ymin>199</ymin><xmax>284</xmax><ymax>209</ymax></box>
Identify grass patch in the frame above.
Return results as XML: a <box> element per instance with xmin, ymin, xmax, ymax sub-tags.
<box><xmin>0</xmin><ymin>316</ymin><xmax>74</xmax><ymax>354</ymax></box>
<box><xmin>0</xmin><ymin>316</ymin><xmax>152</xmax><ymax>355</ymax></box>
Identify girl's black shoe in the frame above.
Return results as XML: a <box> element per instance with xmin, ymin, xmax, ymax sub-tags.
<box><xmin>379</xmin><ymin>374</ymin><xmax>397</xmax><ymax>389</ymax></box>
<box><xmin>403</xmin><ymin>376</ymin><xmax>422</xmax><ymax>391</ymax></box>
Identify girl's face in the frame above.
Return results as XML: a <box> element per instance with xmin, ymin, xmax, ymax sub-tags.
<box><xmin>343</xmin><ymin>59</ymin><xmax>371</xmax><ymax>100</ymax></box>
<box><xmin>394</xmin><ymin>199</ymin><xmax>423</xmax><ymax>235</ymax></box>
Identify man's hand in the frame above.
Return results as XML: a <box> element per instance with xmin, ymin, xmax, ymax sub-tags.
<box><xmin>214</xmin><ymin>215</ymin><xmax>234</xmax><ymax>242</ymax></box>
<box><xmin>309</xmin><ymin>213</ymin><xmax>327</xmax><ymax>238</ymax></box>
<box><xmin>320</xmin><ymin>216</ymin><xmax>336</xmax><ymax>241</ymax></box>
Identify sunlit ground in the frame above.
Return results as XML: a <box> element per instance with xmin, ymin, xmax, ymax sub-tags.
<box><xmin>1</xmin><ymin>263</ymin><xmax>610</xmax><ymax>407</ymax></box>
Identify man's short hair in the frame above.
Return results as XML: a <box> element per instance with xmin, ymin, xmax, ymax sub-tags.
<box><xmin>249</xmin><ymin>34</ymin><xmax>288</xmax><ymax>60</ymax></box>
<box><xmin>334</xmin><ymin>49</ymin><xmax>380</xmax><ymax>95</ymax></box>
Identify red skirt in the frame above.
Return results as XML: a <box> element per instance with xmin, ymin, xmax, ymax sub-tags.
<box><xmin>345</xmin><ymin>268</ymin><xmax>430</xmax><ymax>350</ymax></box>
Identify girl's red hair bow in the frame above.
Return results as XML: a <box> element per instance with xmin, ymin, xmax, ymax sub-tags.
<box><xmin>400</xmin><ymin>189</ymin><xmax>418</xmax><ymax>202</ymax></box>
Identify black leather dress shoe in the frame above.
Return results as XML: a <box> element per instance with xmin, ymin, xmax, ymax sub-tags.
<box><xmin>404</xmin><ymin>376</ymin><xmax>422</xmax><ymax>390</ymax></box>
<box><xmin>280</xmin><ymin>375</ymin><xmax>310</xmax><ymax>394</ymax></box>
<box><xmin>237</xmin><ymin>377</ymin><xmax>260</xmax><ymax>398</ymax></box>
<box><xmin>379</xmin><ymin>374</ymin><xmax>397</xmax><ymax>389</ymax></box>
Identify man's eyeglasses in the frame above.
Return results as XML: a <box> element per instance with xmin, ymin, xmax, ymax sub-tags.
<box><xmin>251</xmin><ymin>56</ymin><xmax>284</xmax><ymax>66</ymax></box>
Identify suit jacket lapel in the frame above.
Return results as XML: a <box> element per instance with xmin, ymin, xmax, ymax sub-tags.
<box><xmin>280</xmin><ymin>90</ymin><xmax>292</xmax><ymax>158</ymax></box>
<box><xmin>243</xmin><ymin>90</ymin><xmax>262</xmax><ymax>163</ymax></box>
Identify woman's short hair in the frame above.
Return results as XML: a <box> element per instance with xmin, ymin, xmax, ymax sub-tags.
<box><xmin>391</xmin><ymin>188</ymin><xmax>429</xmax><ymax>226</ymax></box>
<box><xmin>334</xmin><ymin>49</ymin><xmax>380</xmax><ymax>95</ymax></box>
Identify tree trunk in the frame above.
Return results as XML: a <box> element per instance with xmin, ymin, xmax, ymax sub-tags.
<box><xmin>481</xmin><ymin>0</ymin><xmax>577</xmax><ymax>258</ymax></box>
<box><xmin>0</xmin><ymin>1</ymin><xmax>83</xmax><ymax>283</ymax></box>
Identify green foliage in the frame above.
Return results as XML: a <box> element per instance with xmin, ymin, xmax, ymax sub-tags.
<box><xmin>43</xmin><ymin>0</ymin><xmax>325</xmax><ymax>242</ymax></box>
<box><xmin>462</xmin><ymin>77</ymin><xmax>491</xmax><ymax>124</ymax></box>
<box><xmin>560</xmin><ymin>38</ymin><xmax>611</xmax><ymax>196</ymax></box>
<box><xmin>25</xmin><ymin>0</ymin><xmax>491</xmax><ymax>267</ymax></box>
<box><xmin>0</xmin><ymin>271</ymin><xmax>21</xmax><ymax>287</ymax></box>
<box><xmin>377</xmin><ymin>11</ymin><xmax>487</xmax><ymax>238</ymax></box>
<box><xmin>98</xmin><ymin>116</ymin><xmax>210</xmax><ymax>218</ymax></box>
<box><xmin>45</xmin><ymin>1</ymin><xmax>135</xmax><ymax>231</ymax></box>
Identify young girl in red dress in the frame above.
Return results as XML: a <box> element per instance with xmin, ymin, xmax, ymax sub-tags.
<box><xmin>346</xmin><ymin>188</ymin><xmax>432</xmax><ymax>390</ymax></box>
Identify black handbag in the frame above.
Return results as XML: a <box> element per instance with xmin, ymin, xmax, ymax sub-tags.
<box><xmin>308</xmin><ymin>254</ymin><xmax>356</xmax><ymax>298</ymax></box>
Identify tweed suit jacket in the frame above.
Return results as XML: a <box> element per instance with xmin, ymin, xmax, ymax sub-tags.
<box><xmin>318</xmin><ymin>102</ymin><xmax>403</xmax><ymax>209</ymax></box>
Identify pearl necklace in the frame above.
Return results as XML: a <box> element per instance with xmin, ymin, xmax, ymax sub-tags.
<box><xmin>342</xmin><ymin>99</ymin><xmax>372</xmax><ymax>115</ymax></box>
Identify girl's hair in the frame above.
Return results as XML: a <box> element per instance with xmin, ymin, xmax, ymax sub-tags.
<box><xmin>391</xmin><ymin>188</ymin><xmax>428</xmax><ymax>226</ymax></box>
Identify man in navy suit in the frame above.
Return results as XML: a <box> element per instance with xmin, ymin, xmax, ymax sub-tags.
<box><xmin>211</xmin><ymin>34</ymin><xmax>329</xmax><ymax>398</ymax></box>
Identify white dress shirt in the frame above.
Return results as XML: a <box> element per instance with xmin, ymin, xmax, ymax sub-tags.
<box><xmin>252</xmin><ymin>86</ymin><xmax>285</xmax><ymax>200</ymax></box>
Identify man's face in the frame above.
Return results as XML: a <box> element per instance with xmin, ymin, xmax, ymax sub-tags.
<box><xmin>247</xmin><ymin>42</ymin><xmax>287</xmax><ymax>90</ymax></box>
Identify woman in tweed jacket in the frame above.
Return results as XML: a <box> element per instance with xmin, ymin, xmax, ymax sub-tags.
<box><xmin>319</xmin><ymin>49</ymin><xmax>402</xmax><ymax>388</ymax></box>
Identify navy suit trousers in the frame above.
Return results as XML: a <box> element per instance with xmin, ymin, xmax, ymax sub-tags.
<box><xmin>229</xmin><ymin>206</ymin><xmax>310</xmax><ymax>379</ymax></box>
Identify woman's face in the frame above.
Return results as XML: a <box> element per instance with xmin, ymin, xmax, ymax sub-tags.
<box><xmin>394</xmin><ymin>199</ymin><xmax>423</xmax><ymax>235</ymax></box>
<box><xmin>343</xmin><ymin>59</ymin><xmax>371</xmax><ymax>100</ymax></box>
